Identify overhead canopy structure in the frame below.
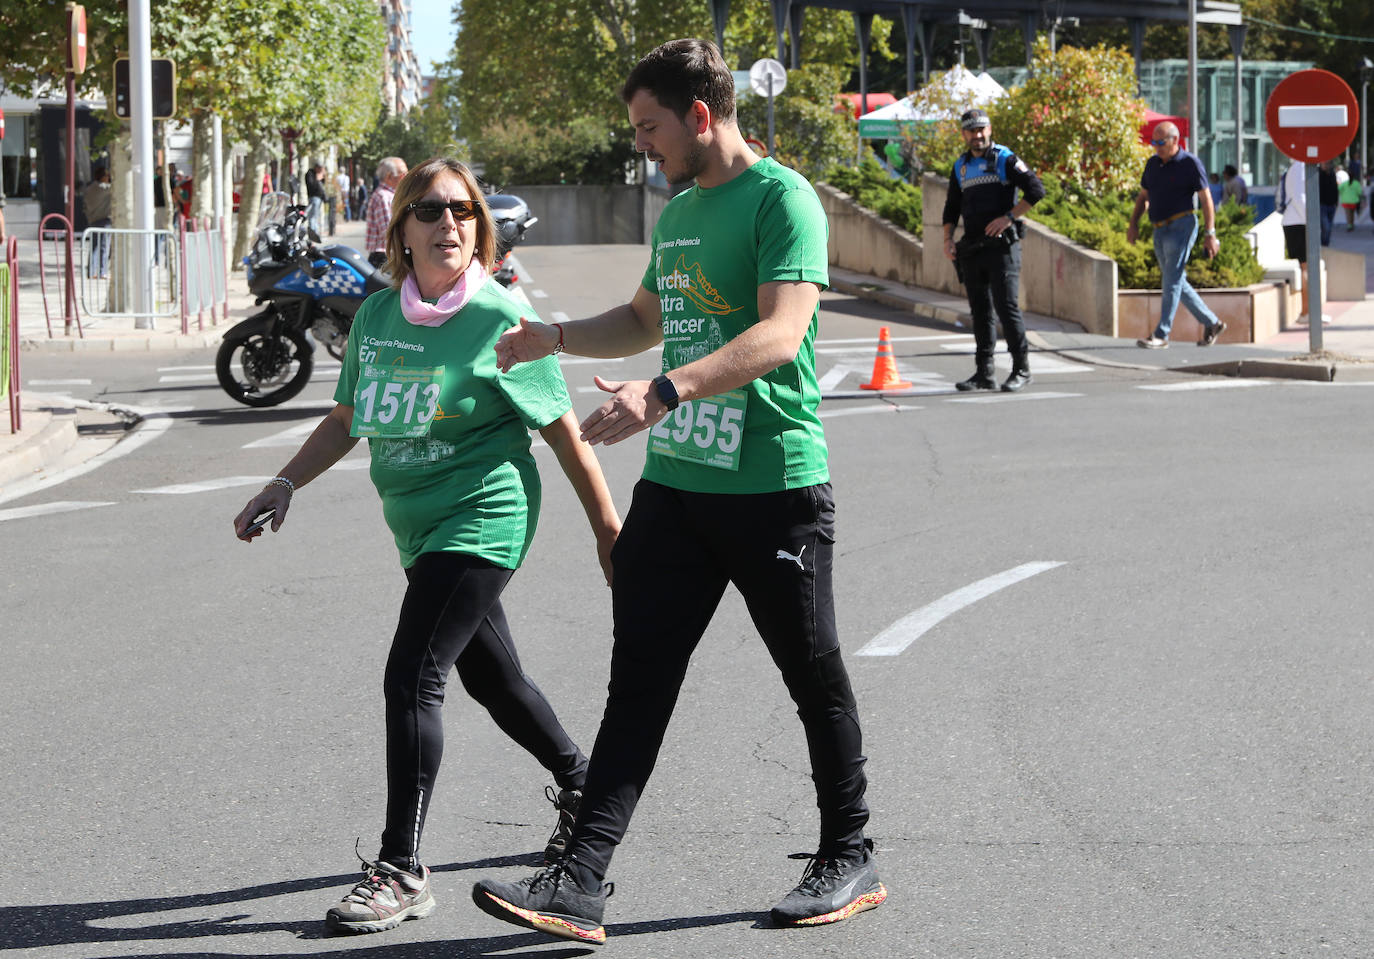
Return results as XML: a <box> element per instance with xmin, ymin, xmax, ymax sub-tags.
<box><xmin>857</xmin><ymin>64</ymin><xmax>1007</xmax><ymax>137</ymax></box>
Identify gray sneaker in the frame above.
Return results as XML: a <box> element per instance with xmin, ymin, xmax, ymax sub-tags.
<box><xmin>473</xmin><ymin>859</ymin><xmax>613</xmax><ymax>944</ymax></box>
<box><xmin>1136</xmin><ymin>335</ymin><xmax>1169</xmax><ymax>349</ymax></box>
<box><xmin>1198</xmin><ymin>320</ymin><xmax>1226</xmax><ymax>346</ymax></box>
<box><xmin>325</xmin><ymin>859</ymin><xmax>435</xmax><ymax>934</ymax></box>
<box><xmin>770</xmin><ymin>840</ymin><xmax>887</xmax><ymax>926</ymax></box>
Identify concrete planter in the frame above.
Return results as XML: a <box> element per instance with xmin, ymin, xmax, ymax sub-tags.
<box><xmin>815</xmin><ymin>182</ymin><xmax>923</xmax><ymax>288</ymax></box>
<box><xmin>1118</xmin><ymin>282</ymin><xmax>1282</xmax><ymax>344</ymax></box>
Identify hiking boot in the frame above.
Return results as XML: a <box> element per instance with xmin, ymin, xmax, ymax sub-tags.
<box><xmin>1198</xmin><ymin>320</ymin><xmax>1226</xmax><ymax>346</ymax></box>
<box><xmin>1001</xmin><ymin>368</ymin><xmax>1032</xmax><ymax>392</ymax></box>
<box><xmin>771</xmin><ymin>839</ymin><xmax>887</xmax><ymax>926</ymax></box>
<box><xmin>955</xmin><ymin>371</ymin><xmax>997</xmax><ymax>391</ymax></box>
<box><xmin>325</xmin><ymin>858</ymin><xmax>435</xmax><ymax>934</ymax></box>
<box><xmin>1136</xmin><ymin>335</ymin><xmax>1169</xmax><ymax>349</ymax></box>
<box><xmin>472</xmin><ymin>858</ymin><xmax>613</xmax><ymax>945</ymax></box>
<box><xmin>544</xmin><ymin>786</ymin><xmax>582</xmax><ymax>864</ymax></box>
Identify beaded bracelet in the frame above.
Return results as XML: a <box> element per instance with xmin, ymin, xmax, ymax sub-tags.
<box><xmin>552</xmin><ymin>323</ymin><xmax>565</xmax><ymax>355</ymax></box>
<box><xmin>268</xmin><ymin>476</ymin><xmax>296</xmax><ymax>495</ymax></box>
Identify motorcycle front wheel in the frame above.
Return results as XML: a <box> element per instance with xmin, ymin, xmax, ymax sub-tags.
<box><xmin>216</xmin><ymin>313</ymin><xmax>314</xmax><ymax>407</ymax></box>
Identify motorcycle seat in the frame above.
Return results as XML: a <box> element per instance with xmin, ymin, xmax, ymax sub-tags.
<box><xmin>320</xmin><ymin>243</ymin><xmax>393</xmax><ymax>297</ymax></box>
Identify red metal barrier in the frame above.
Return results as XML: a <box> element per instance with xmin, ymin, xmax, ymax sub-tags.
<box><xmin>37</xmin><ymin>213</ymin><xmax>82</xmax><ymax>338</ymax></box>
<box><xmin>6</xmin><ymin>236</ymin><xmax>19</xmax><ymax>433</ymax></box>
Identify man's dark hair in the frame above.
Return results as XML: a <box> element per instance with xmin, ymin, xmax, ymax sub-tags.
<box><xmin>1223</xmin><ymin>164</ymin><xmax>1238</xmax><ymax>178</ymax></box>
<box><xmin>621</xmin><ymin>38</ymin><xmax>735</xmax><ymax>123</ymax></box>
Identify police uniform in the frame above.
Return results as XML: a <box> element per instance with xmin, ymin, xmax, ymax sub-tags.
<box><xmin>942</xmin><ymin>112</ymin><xmax>1045</xmax><ymax>391</ymax></box>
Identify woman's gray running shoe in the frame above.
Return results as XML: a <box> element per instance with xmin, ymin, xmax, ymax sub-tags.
<box><xmin>472</xmin><ymin>859</ymin><xmax>613</xmax><ymax>945</ymax></box>
<box><xmin>325</xmin><ymin>859</ymin><xmax>435</xmax><ymax>934</ymax></box>
<box><xmin>544</xmin><ymin>786</ymin><xmax>582</xmax><ymax>864</ymax></box>
<box><xmin>770</xmin><ymin>840</ymin><xmax>887</xmax><ymax>926</ymax></box>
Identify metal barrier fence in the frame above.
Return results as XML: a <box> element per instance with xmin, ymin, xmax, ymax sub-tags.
<box><xmin>77</xmin><ymin>227</ymin><xmax>179</xmax><ymax>324</ymax></box>
<box><xmin>178</xmin><ymin>215</ymin><xmax>228</xmax><ymax>333</ymax></box>
<box><xmin>2</xmin><ymin>237</ymin><xmax>20</xmax><ymax>432</ymax></box>
<box><xmin>39</xmin><ymin>213</ymin><xmax>82</xmax><ymax>338</ymax></box>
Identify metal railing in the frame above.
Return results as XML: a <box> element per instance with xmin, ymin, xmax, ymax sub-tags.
<box><xmin>2</xmin><ymin>237</ymin><xmax>20</xmax><ymax>433</ymax></box>
<box><xmin>178</xmin><ymin>215</ymin><xmax>228</xmax><ymax>333</ymax></box>
<box><xmin>77</xmin><ymin>227</ymin><xmax>179</xmax><ymax>324</ymax></box>
<box><xmin>38</xmin><ymin>213</ymin><xmax>82</xmax><ymax>338</ymax></box>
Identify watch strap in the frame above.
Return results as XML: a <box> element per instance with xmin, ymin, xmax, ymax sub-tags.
<box><xmin>652</xmin><ymin>374</ymin><xmax>680</xmax><ymax>411</ymax></box>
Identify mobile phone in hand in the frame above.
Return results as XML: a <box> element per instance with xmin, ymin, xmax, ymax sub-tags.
<box><xmin>244</xmin><ymin>509</ymin><xmax>276</xmax><ymax>536</ymax></box>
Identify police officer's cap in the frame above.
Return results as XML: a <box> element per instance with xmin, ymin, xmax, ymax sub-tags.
<box><xmin>960</xmin><ymin>108</ymin><xmax>990</xmax><ymax>130</ymax></box>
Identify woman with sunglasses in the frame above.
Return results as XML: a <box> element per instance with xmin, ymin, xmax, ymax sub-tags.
<box><xmin>232</xmin><ymin>156</ymin><xmax>621</xmax><ymax>935</ymax></box>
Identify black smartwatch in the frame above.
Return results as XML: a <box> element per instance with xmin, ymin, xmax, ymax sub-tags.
<box><xmin>651</xmin><ymin>374</ymin><xmax>680</xmax><ymax>411</ymax></box>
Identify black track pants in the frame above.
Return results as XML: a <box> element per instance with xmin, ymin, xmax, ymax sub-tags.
<box><xmin>962</xmin><ymin>239</ymin><xmax>1027</xmax><ymax>370</ymax></box>
<box><xmin>566</xmin><ymin>480</ymin><xmax>870</xmax><ymax>881</ymax></box>
<box><xmin>378</xmin><ymin>552</ymin><xmax>588</xmax><ymax>870</ymax></box>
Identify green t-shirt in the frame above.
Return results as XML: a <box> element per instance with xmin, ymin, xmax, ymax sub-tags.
<box><xmin>640</xmin><ymin>157</ymin><xmax>830</xmax><ymax>494</ymax></box>
<box><xmin>335</xmin><ymin>283</ymin><xmax>571</xmax><ymax>569</ymax></box>
<box><xmin>1338</xmin><ymin>178</ymin><xmax>1363</xmax><ymax>205</ymax></box>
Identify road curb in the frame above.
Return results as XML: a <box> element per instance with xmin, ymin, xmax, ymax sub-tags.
<box><xmin>20</xmin><ymin>330</ymin><xmax>225</xmax><ymax>352</ymax></box>
<box><xmin>0</xmin><ymin>409</ymin><xmax>76</xmax><ymax>489</ymax></box>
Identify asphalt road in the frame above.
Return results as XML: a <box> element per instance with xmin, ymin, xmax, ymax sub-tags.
<box><xmin>2</xmin><ymin>244</ymin><xmax>1373</xmax><ymax>958</ymax></box>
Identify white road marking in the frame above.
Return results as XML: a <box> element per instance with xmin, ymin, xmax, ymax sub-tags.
<box><xmin>0</xmin><ymin>501</ymin><xmax>115</xmax><ymax>522</ymax></box>
<box><xmin>133</xmin><ymin>475</ymin><xmax>271</xmax><ymax>495</ymax></box>
<box><xmin>857</xmin><ymin>561</ymin><xmax>1067</xmax><ymax>656</ymax></box>
<box><xmin>819</xmin><ymin>405</ymin><xmax>918</xmax><ymax>418</ymax></box>
<box><xmin>551</xmin><ymin>311</ymin><xmax>570</xmax><ymax>324</ymax></box>
<box><xmin>159</xmin><ymin>373</ymin><xmax>218</xmax><ymax>382</ymax></box>
<box><xmin>158</xmin><ymin>364</ymin><xmax>215</xmax><ymax>372</ymax></box>
<box><xmin>243</xmin><ymin>421</ymin><xmax>319</xmax><ymax>448</ymax></box>
<box><xmin>531</xmin><ymin>289</ymin><xmax>549</xmax><ymax>298</ymax></box>
<box><xmin>27</xmin><ymin>378</ymin><xmax>92</xmax><ymax>386</ymax></box>
<box><xmin>815</xmin><ymin>334</ymin><xmax>972</xmax><ymax>354</ymax></box>
<box><xmin>1138</xmin><ymin>380</ymin><xmax>1269</xmax><ymax>391</ymax></box>
<box><xmin>947</xmin><ymin>391</ymin><xmax>1083</xmax><ymax>403</ymax></box>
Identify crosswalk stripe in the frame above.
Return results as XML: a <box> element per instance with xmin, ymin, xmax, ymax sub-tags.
<box><xmin>0</xmin><ymin>501</ymin><xmax>115</xmax><ymax>522</ymax></box>
<box><xmin>1138</xmin><ymin>380</ymin><xmax>1268</xmax><ymax>391</ymax></box>
<box><xmin>947</xmin><ymin>391</ymin><xmax>1083</xmax><ymax>403</ymax></box>
<box><xmin>133</xmin><ymin>476</ymin><xmax>271</xmax><ymax>494</ymax></box>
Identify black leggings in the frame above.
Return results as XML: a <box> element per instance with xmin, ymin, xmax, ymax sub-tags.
<box><xmin>566</xmin><ymin>480</ymin><xmax>870</xmax><ymax>881</ymax></box>
<box><xmin>379</xmin><ymin>552</ymin><xmax>588</xmax><ymax>871</ymax></box>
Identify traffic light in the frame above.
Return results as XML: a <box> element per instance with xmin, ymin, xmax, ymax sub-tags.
<box><xmin>113</xmin><ymin>57</ymin><xmax>176</xmax><ymax>119</ymax></box>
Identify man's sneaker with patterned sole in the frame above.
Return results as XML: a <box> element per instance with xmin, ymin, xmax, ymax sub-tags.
<box><xmin>543</xmin><ymin>786</ymin><xmax>581</xmax><ymax>864</ymax></box>
<box><xmin>325</xmin><ymin>859</ymin><xmax>435</xmax><ymax>934</ymax></box>
<box><xmin>472</xmin><ymin>859</ymin><xmax>613</xmax><ymax>945</ymax></box>
<box><xmin>1198</xmin><ymin>320</ymin><xmax>1226</xmax><ymax>346</ymax></box>
<box><xmin>1137</xmin><ymin>336</ymin><xmax>1169</xmax><ymax>349</ymax></box>
<box><xmin>771</xmin><ymin>840</ymin><xmax>887</xmax><ymax>926</ymax></box>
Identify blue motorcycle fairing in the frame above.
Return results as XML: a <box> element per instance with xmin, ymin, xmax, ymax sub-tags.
<box><xmin>275</xmin><ymin>257</ymin><xmax>368</xmax><ymax>299</ymax></box>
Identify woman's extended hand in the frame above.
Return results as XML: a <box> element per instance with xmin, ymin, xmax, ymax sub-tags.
<box><xmin>232</xmin><ymin>484</ymin><xmax>292</xmax><ymax>542</ymax></box>
<box><xmin>495</xmin><ymin>316</ymin><xmax>559</xmax><ymax>372</ymax></box>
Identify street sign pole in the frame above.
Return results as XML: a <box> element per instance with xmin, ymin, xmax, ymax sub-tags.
<box><xmin>1304</xmin><ymin>164</ymin><xmax>1322</xmax><ymax>352</ymax></box>
<box><xmin>129</xmin><ymin>0</ymin><xmax>155</xmax><ymax>328</ymax></box>
<box><xmin>767</xmin><ymin>74</ymin><xmax>775</xmax><ymax>158</ymax></box>
<box><xmin>749</xmin><ymin>59</ymin><xmax>787</xmax><ymax>159</ymax></box>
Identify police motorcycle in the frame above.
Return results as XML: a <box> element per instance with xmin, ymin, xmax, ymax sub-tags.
<box><xmin>217</xmin><ymin>193</ymin><xmax>384</xmax><ymax>407</ymax></box>
<box><xmin>218</xmin><ymin>189</ymin><xmax>539</xmax><ymax>408</ymax></box>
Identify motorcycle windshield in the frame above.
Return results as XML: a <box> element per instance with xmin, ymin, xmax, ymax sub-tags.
<box><xmin>256</xmin><ymin>192</ymin><xmax>293</xmax><ymax>230</ymax></box>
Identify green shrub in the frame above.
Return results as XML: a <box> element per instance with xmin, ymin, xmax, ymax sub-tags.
<box><xmin>822</xmin><ymin>154</ymin><xmax>923</xmax><ymax>236</ymax></box>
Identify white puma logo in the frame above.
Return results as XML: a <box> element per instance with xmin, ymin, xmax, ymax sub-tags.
<box><xmin>776</xmin><ymin>545</ymin><xmax>806</xmax><ymax>569</ymax></box>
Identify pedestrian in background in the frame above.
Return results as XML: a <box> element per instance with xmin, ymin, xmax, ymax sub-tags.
<box><xmin>232</xmin><ymin>156</ymin><xmax>621</xmax><ymax>936</ymax></box>
<box><xmin>1207</xmin><ymin>171</ymin><xmax>1224</xmax><ymax>206</ymax></box>
<box><xmin>305</xmin><ymin>162</ymin><xmax>327</xmax><ymax>236</ymax></box>
<box><xmin>1318</xmin><ymin>159</ymin><xmax>1338</xmax><ymax>246</ymax></box>
<box><xmin>1127</xmin><ymin>121</ymin><xmax>1225</xmax><ymax>349</ymax></box>
<box><xmin>1339</xmin><ymin>168</ymin><xmax>1363</xmax><ymax>231</ymax></box>
<box><xmin>336</xmin><ymin>168</ymin><xmax>352</xmax><ymax>222</ymax></box>
<box><xmin>353</xmin><ymin>180</ymin><xmax>368</xmax><ymax>221</ymax></box>
<box><xmin>82</xmin><ymin>166</ymin><xmax>113</xmax><ymax>279</ymax></box>
<box><xmin>1222</xmin><ymin>164</ymin><xmax>1248</xmax><ymax>205</ymax></box>
<box><xmin>941</xmin><ymin>107</ymin><xmax>1045</xmax><ymax>392</ymax></box>
<box><xmin>1276</xmin><ymin>161</ymin><xmax>1327</xmax><ymax>325</ymax></box>
<box><xmin>472</xmin><ymin>37</ymin><xmax>885</xmax><ymax>946</ymax></box>
<box><xmin>366</xmin><ymin>157</ymin><xmax>406</xmax><ymax>268</ymax></box>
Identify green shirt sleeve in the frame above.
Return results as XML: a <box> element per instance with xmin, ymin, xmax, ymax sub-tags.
<box><xmin>757</xmin><ymin>186</ymin><xmax>829</xmax><ymax>290</ymax></box>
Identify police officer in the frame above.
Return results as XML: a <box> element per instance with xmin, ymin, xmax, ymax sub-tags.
<box><xmin>942</xmin><ymin>108</ymin><xmax>1045</xmax><ymax>392</ymax></box>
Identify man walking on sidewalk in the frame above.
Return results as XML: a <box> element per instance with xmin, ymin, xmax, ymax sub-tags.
<box><xmin>942</xmin><ymin>108</ymin><xmax>1045</xmax><ymax>393</ymax></box>
<box><xmin>365</xmin><ymin>157</ymin><xmax>407</xmax><ymax>268</ymax></box>
<box><xmin>470</xmin><ymin>37</ymin><xmax>884</xmax><ymax>946</ymax></box>
<box><xmin>1128</xmin><ymin>121</ymin><xmax>1225</xmax><ymax>349</ymax></box>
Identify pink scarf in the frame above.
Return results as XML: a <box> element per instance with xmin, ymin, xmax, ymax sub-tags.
<box><xmin>399</xmin><ymin>259</ymin><xmax>488</xmax><ymax>327</ymax></box>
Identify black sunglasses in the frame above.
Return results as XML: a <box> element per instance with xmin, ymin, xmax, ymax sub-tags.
<box><xmin>408</xmin><ymin>200</ymin><xmax>479</xmax><ymax>223</ymax></box>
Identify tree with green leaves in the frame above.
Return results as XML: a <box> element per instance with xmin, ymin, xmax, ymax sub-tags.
<box><xmin>989</xmin><ymin>39</ymin><xmax>1151</xmax><ymax>196</ymax></box>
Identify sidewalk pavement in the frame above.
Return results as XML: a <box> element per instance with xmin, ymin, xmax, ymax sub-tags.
<box><xmin>3</xmin><ymin>213</ymin><xmax>1372</xmax><ymax>492</ymax></box>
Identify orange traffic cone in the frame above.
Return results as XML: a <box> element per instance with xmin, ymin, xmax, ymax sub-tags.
<box><xmin>860</xmin><ymin>326</ymin><xmax>912</xmax><ymax>390</ymax></box>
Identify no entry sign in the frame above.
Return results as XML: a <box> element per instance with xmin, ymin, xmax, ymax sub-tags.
<box><xmin>1265</xmin><ymin>69</ymin><xmax>1359</xmax><ymax>164</ymax></box>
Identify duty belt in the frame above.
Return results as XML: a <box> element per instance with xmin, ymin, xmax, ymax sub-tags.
<box><xmin>1151</xmin><ymin>209</ymin><xmax>1197</xmax><ymax>228</ymax></box>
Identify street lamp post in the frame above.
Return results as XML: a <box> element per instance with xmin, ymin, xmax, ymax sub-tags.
<box><xmin>1361</xmin><ymin>57</ymin><xmax>1372</xmax><ymax>181</ymax></box>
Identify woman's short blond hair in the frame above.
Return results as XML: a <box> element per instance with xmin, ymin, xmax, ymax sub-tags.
<box><xmin>384</xmin><ymin>157</ymin><xmax>497</xmax><ymax>289</ymax></box>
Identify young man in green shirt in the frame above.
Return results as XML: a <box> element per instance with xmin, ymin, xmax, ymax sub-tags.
<box><xmin>471</xmin><ymin>38</ymin><xmax>885</xmax><ymax>945</ymax></box>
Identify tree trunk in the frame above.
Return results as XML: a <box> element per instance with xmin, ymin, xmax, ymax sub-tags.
<box><xmin>191</xmin><ymin>113</ymin><xmax>215</xmax><ymax>222</ymax></box>
<box><xmin>233</xmin><ymin>137</ymin><xmax>274</xmax><ymax>270</ymax></box>
<box><xmin>107</xmin><ymin>128</ymin><xmax>133</xmax><ymax>314</ymax></box>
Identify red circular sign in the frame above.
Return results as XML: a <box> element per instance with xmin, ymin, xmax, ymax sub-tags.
<box><xmin>1265</xmin><ymin>69</ymin><xmax>1359</xmax><ymax>164</ymax></box>
<box><xmin>68</xmin><ymin>5</ymin><xmax>88</xmax><ymax>74</ymax></box>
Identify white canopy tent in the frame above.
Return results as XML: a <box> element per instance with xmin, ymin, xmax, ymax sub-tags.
<box><xmin>858</xmin><ymin>64</ymin><xmax>1007</xmax><ymax>138</ymax></box>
